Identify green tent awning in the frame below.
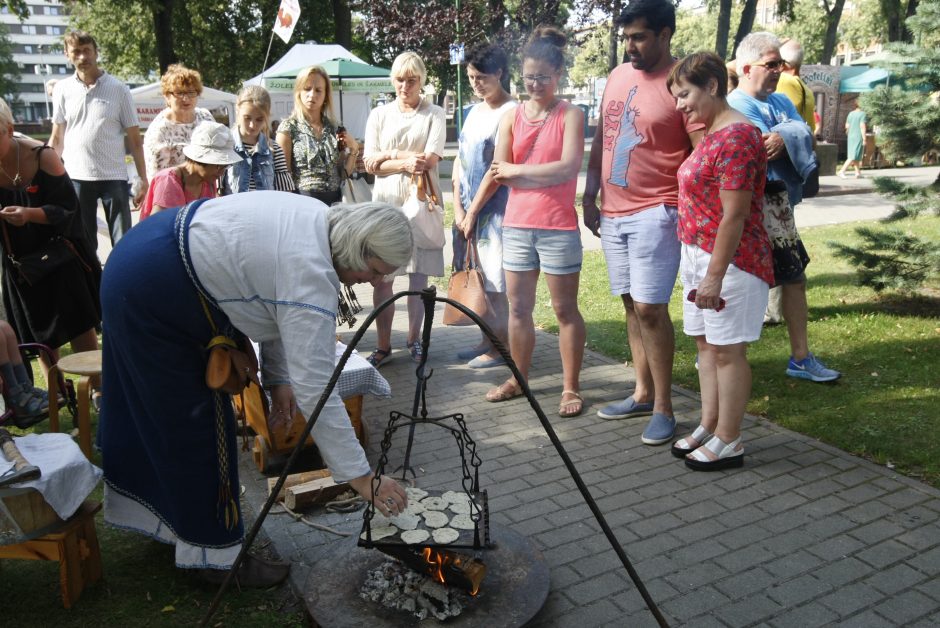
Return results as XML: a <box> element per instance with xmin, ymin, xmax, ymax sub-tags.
<box><xmin>840</xmin><ymin>67</ymin><xmax>891</xmax><ymax>93</ymax></box>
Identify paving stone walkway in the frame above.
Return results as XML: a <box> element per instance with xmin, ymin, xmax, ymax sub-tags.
<box><xmin>239</xmin><ymin>283</ymin><xmax>940</xmax><ymax>627</ymax></box>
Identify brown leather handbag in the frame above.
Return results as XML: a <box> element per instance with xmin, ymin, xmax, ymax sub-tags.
<box><xmin>443</xmin><ymin>238</ymin><xmax>490</xmax><ymax>326</ymax></box>
<box><xmin>205</xmin><ymin>335</ymin><xmax>260</xmax><ymax>394</ymax></box>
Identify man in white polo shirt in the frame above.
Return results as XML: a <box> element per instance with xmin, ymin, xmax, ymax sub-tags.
<box><xmin>50</xmin><ymin>30</ymin><xmax>148</xmax><ymax>250</ymax></box>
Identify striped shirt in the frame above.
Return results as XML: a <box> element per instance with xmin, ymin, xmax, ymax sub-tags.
<box><xmin>241</xmin><ymin>139</ymin><xmax>295</xmax><ymax>192</ymax></box>
<box><xmin>52</xmin><ymin>72</ymin><xmax>139</xmax><ymax>181</ymax></box>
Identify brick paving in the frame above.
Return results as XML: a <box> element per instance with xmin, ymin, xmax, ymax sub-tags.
<box><xmin>239</xmin><ymin>279</ymin><xmax>940</xmax><ymax>627</ymax></box>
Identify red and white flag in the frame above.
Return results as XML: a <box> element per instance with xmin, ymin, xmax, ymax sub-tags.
<box><xmin>273</xmin><ymin>0</ymin><xmax>301</xmax><ymax>44</ymax></box>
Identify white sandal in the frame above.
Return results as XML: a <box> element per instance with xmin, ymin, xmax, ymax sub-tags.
<box><xmin>685</xmin><ymin>435</ymin><xmax>744</xmax><ymax>471</ymax></box>
<box><xmin>671</xmin><ymin>425</ymin><xmax>713</xmax><ymax>459</ymax></box>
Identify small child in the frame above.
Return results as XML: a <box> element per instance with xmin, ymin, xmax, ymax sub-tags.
<box><xmin>0</xmin><ymin>320</ymin><xmax>49</xmax><ymax>424</ymax></box>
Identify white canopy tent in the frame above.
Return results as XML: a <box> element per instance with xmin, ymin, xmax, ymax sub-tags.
<box><xmin>244</xmin><ymin>44</ymin><xmax>390</xmax><ymax>139</ymax></box>
<box><xmin>130</xmin><ymin>83</ymin><xmax>237</xmax><ymax>129</ymax></box>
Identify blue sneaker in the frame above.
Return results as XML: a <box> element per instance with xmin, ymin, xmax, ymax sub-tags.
<box><xmin>596</xmin><ymin>397</ymin><xmax>654</xmax><ymax>420</ymax></box>
<box><xmin>786</xmin><ymin>353</ymin><xmax>840</xmax><ymax>383</ymax></box>
<box><xmin>641</xmin><ymin>413</ymin><xmax>677</xmax><ymax>445</ymax></box>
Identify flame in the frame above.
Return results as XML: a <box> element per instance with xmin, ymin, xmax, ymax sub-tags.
<box><xmin>419</xmin><ymin>548</ymin><xmax>480</xmax><ymax>596</ymax></box>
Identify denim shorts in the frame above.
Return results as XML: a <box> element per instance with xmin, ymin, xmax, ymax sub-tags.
<box><xmin>502</xmin><ymin>227</ymin><xmax>583</xmax><ymax>275</ymax></box>
<box><xmin>599</xmin><ymin>204</ymin><xmax>680</xmax><ymax>304</ymax></box>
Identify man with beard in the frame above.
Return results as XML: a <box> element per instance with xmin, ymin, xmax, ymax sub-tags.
<box><xmin>583</xmin><ymin>0</ymin><xmax>703</xmax><ymax>445</ymax></box>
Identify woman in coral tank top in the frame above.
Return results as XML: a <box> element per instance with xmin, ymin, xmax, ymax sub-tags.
<box><xmin>461</xmin><ymin>25</ymin><xmax>586</xmax><ymax>417</ymax></box>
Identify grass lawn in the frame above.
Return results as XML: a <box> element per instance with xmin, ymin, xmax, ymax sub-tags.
<box><xmin>524</xmin><ymin>214</ymin><xmax>940</xmax><ymax>488</ymax></box>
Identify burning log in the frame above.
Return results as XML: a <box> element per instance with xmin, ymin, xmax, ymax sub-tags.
<box><xmin>377</xmin><ymin>545</ymin><xmax>486</xmax><ymax>595</ymax></box>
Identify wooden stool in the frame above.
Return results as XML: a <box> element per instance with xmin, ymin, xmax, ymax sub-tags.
<box><xmin>48</xmin><ymin>350</ymin><xmax>102</xmax><ymax>461</ymax></box>
<box><xmin>0</xmin><ymin>500</ymin><xmax>103</xmax><ymax>608</ymax></box>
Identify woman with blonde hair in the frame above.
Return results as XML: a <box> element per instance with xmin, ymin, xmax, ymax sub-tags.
<box><xmin>224</xmin><ymin>85</ymin><xmax>294</xmax><ymax>193</ymax></box>
<box><xmin>276</xmin><ymin>66</ymin><xmax>359</xmax><ymax>204</ymax></box>
<box><xmin>143</xmin><ymin>64</ymin><xmax>215</xmax><ymax>180</ymax></box>
<box><xmin>363</xmin><ymin>51</ymin><xmax>447</xmax><ymax>366</ymax></box>
<box><xmin>0</xmin><ymin>98</ymin><xmax>101</xmax><ymax>386</ymax></box>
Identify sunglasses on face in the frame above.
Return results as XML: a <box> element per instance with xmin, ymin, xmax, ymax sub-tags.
<box><xmin>522</xmin><ymin>74</ymin><xmax>554</xmax><ymax>85</ymax></box>
<box><xmin>751</xmin><ymin>59</ymin><xmax>786</xmax><ymax>71</ymax></box>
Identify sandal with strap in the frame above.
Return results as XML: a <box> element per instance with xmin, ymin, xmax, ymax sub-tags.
<box><xmin>485</xmin><ymin>381</ymin><xmax>522</xmax><ymax>403</ymax></box>
<box><xmin>367</xmin><ymin>348</ymin><xmax>393</xmax><ymax>369</ymax></box>
<box><xmin>558</xmin><ymin>390</ymin><xmax>584</xmax><ymax>418</ymax></box>
<box><xmin>671</xmin><ymin>425</ymin><xmax>714</xmax><ymax>458</ymax></box>
<box><xmin>685</xmin><ymin>435</ymin><xmax>744</xmax><ymax>471</ymax></box>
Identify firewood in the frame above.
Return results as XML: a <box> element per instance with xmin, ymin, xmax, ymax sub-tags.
<box><xmin>284</xmin><ymin>476</ymin><xmax>350</xmax><ymax>510</ymax></box>
<box><xmin>267</xmin><ymin>469</ymin><xmax>332</xmax><ymax>501</ymax></box>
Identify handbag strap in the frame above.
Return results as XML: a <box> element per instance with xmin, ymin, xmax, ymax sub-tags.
<box><xmin>462</xmin><ymin>236</ymin><xmax>481</xmax><ymax>270</ymax></box>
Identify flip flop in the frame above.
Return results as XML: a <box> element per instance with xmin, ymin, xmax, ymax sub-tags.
<box><xmin>367</xmin><ymin>348</ymin><xmax>393</xmax><ymax>368</ymax></box>
<box><xmin>485</xmin><ymin>381</ymin><xmax>522</xmax><ymax>403</ymax></box>
<box><xmin>558</xmin><ymin>390</ymin><xmax>584</xmax><ymax>418</ymax></box>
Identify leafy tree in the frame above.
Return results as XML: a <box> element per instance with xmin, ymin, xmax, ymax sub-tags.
<box><xmin>65</xmin><ymin>0</ymin><xmax>354</xmax><ymax>89</ymax></box>
<box><xmin>570</xmin><ymin>23</ymin><xmax>618</xmax><ymax>87</ymax></box>
<box><xmin>355</xmin><ymin>0</ymin><xmax>571</xmax><ymax>101</ymax></box>
<box><xmin>0</xmin><ymin>23</ymin><xmax>21</xmax><ymax>106</ymax></box>
<box><xmin>831</xmin><ymin>0</ymin><xmax>940</xmax><ymax>292</ymax></box>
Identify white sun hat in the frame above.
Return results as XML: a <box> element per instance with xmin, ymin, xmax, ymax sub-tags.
<box><xmin>182</xmin><ymin>122</ymin><xmax>242</xmax><ymax>166</ymax></box>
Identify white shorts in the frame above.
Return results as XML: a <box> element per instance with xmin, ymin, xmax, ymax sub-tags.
<box><xmin>680</xmin><ymin>244</ymin><xmax>769</xmax><ymax>345</ymax></box>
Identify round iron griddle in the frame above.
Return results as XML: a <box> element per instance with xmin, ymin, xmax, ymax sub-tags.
<box><xmin>304</xmin><ymin>524</ymin><xmax>549</xmax><ymax>627</ymax></box>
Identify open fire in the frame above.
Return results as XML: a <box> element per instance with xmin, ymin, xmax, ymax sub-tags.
<box><xmin>378</xmin><ymin>544</ymin><xmax>487</xmax><ymax>595</ymax></box>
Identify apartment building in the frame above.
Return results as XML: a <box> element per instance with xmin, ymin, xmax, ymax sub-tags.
<box><xmin>1</xmin><ymin>0</ymin><xmax>70</xmax><ymax>124</ymax></box>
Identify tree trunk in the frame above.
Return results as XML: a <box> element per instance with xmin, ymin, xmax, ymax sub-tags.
<box><xmin>331</xmin><ymin>0</ymin><xmax>352</xmax><ymax>48</ymax></box>
<box><xmin>152</xmin><ymin>0</ymin><xmax>176</xmax><ymax>74</ymax></box>
<box><xmin>608</xmin><ymin>0</ymin><xmax>623</xmax><ymax>71</ymax></box>
<box><xmin>715</xmin><ymin>0</ymin><xmax>733</xmax><ymax>60</ymax></box>
<box><xmin>821</xmin><ymin>0</ymin><xmax>846</xmax><ymax>65</ymax></box>
<box><xmin>902</xmin><ymin>0</ymin><xmax>919</xmax><ymax>43</ymax></box>
<box><xmin>732</xmin><ymin>0</ymin><xmax>759</xmax><ymax>59</ymax></box>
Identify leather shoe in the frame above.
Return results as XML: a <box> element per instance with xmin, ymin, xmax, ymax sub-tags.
<box><xmin>200</xmin><ymin>554</ymin><xmax>290</xmax><ymax>588</ymax></box>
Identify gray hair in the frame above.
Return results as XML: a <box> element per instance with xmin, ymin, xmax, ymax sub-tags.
<box><xmin>736</xmin><ymin>32</ymin><xmax>781</xmax><ymax>67</ymax></box>
<box><xmin>0</xmin><ymin>98</ymin><xmax>13</xmax><ymax>131</ymax></box>
<box><xmin>328</xmin><ymin>202</ymin><xmax>413</xmax><ymax>272</ymax></box>
<box><xmin>780</xmin><ymin>40</ymin><xmax>804</xmax><ymax>68</ymax></box>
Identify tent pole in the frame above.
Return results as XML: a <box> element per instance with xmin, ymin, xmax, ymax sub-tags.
<box><xmin>260</xmin><ymin>31</ymin><xmax>277</xmax><ymax>86</ymax></box>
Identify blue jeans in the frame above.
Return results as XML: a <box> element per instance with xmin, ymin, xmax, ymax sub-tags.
<box><xmin>72</xmin><ymin>179</ymin><xmax>132</xmax><ymax>250</ymax></box>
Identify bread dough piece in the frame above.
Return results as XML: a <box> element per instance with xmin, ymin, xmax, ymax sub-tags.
<box><xmin>449</xmin><ymin>514</ymin><xmax>477</xmax><ymax>530</ymax></box>
<box><xmin>442</xmin><ymin>490</ymin><xmax>471</xmax><ymax>504</ymax></box>
<box><xmin>402</xmin><ymin>501</ymin><xmax>426</xmax><ymax>516</ymax></box>
<box><xmin>389</xmin><ymin>512</ymin><xmax>420</xmax><ymax>531</ymax></box>
<box><xmin>423</xmin><ymin>511</ymin><xmax>450</xmax><ymax>528</ymax></box>
<box><xmin>448</xmin><ymin>500</ymin><xmax>479</xmax><ymax>515</ymax></box>
<box><xmin>361</xmin><ymin>525</ymin><xmax>397</xmax><ymax>541</ymax></box>
<box><xmin>421</xmin><ymin>496</ymin><xmax>447</xmax><ymax>511</ymax></box>
<box><xmin>406</xmin><ymin>487</ymin><xmax>428</xmax><ymax>501</ymax></box>
<box><xmin>432</xmin><ymin>527</ymin><xmax>460</xmax><ymax>544</ymax></box>
<box><xmin>368</xmin><ymin>512</ymin><xmax>392</xmax><ymax>528</ymax></box>
<box><xmin>401</xmin><ymin>529</ymin><xmax>431</xmax><ymax>544</ymax></box>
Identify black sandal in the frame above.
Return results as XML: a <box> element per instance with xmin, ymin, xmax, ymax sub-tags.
<box><xmin>367</xmin><ymin>348</ymin><xmax>393</xmax><ymax>368</ymax></box>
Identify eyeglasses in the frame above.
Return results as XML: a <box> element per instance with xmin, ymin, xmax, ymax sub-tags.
<box><xmin>522</xmin><ymin>74</ymin><xmax>554</xmax><ymax>85</ymax></box>
<box><xmin>171</xmin><ymin>91</ymin><xmax>198</xmax><ymax>99</ymax></box>
<box><xmin>751</xmin><ymin>59</ymin><xmax>786</xmax><ymax>71</ymax></box>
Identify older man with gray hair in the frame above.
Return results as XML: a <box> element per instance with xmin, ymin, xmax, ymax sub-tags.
<box><xmin>728</xmin><ymin>32</ymin><xmax>840</xmax><ymax>383</ymax></box>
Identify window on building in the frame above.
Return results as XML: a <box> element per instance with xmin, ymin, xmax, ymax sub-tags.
<box><xmin>23</xmin><ymin>44</ymin><xmax>33</xmax><ymax>54</ymax></box>
<box><xmin>22</xmin><ymin>25</ymin><xmax>38</xmax><ymax>35</ymax></box>
<box><xmin>48</xmin><ymin>26</ymin><xmax>63</xmax><ymax>35</ymax></box>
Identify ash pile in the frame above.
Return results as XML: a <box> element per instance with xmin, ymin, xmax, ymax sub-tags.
<box><xmin>360</xmin><ymin>558</ymin><xmax>471</xmax><ymax>620</ymax></box>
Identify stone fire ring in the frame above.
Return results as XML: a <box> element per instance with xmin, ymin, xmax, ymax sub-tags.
<box><xmin>304</xmin><ymin>523</ymin><xmax>550</xmax><ymax>627</ymax></box>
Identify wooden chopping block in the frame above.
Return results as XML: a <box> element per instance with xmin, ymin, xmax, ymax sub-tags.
<box><xmin>267</xmin><ymin>469</ymin><xmax>333</xmax><ymax>502</ymax></box>
<box><xmin>284</xmin><ymin>476</ymin><xmax>351</xmax><ymax>510</ymax></box>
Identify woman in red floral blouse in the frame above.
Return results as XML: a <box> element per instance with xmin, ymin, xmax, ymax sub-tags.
<box><xmin>667</xmin><ymin>52</ymin><xmax>772</xmax><ymax>471</ymax></box>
